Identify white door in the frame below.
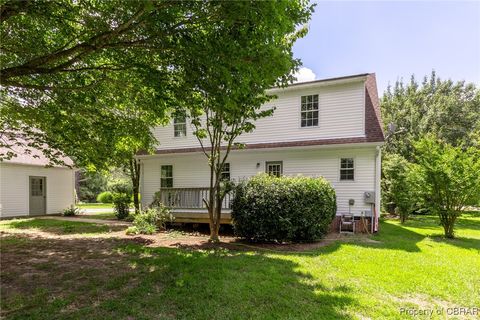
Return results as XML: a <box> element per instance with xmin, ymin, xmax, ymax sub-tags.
<box><xmin>29</xmin><ymin>176</ymin><xmax>46</xmax><ymax>215</ymax></box>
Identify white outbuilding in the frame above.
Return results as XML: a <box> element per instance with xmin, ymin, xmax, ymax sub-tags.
<box><xmin>0</xmin><ymin>148</ymin><xmax>75</xmax><ymax>218</ymax></box>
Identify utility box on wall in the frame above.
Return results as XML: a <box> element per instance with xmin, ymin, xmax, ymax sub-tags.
<box><xmin>364</xmin><ymin>191</ymin><xmax>375</xmax><ymax>204</ymax></box>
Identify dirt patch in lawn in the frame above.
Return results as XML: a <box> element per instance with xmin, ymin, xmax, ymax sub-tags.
<box><xmin>0</xmin><ymin>232</ymin><xmax>142</xmax><ymax>317</ymax></box>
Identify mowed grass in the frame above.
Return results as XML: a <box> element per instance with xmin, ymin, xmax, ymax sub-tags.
<box><xmin>76</xmin><ymin>203</ymin><xmax>113</xmax><ymax>209</ymax></box>
<box><xmin>1</xmin><ymin>213</ymin><xmax>479</xmax><ymax>320</ymax></box>
<box><xmin>0</xmin><ymin>218</ymin><xmax>123</xmax><ymax>236</ymax></box>
<box><xmin>79</xmin><ymin>211</ymin><xmax>118</xmax><ymax>220</ymax></box>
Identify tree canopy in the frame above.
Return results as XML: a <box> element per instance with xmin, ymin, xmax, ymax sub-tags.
<box><xmin>381</xmin><ymin>71</ymin><xmax>480</xmax><ymax>161</ymax></box>
<box><xmin>1</xmin><ymin>0</ymin><xmax>313</xmax><ymax>172</ymax></box>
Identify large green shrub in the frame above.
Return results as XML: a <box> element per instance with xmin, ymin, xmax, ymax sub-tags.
<box><xmin>112</xmin><ymin>192</ymin><xmax>131</xmax><ymax>220</ymax></box>
<box><xmin>96</xmin><ymin>191</ymin><xmax>113</xmax><ymax>203</ymax></box>
<box><xmin>231</xmin><ymin>174</ymin><xmax>336</xmax><ymax>242</ymax></box>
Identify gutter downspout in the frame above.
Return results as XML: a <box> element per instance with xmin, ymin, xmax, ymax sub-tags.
<box><xmin>374</xmin><ymin>146</ymin><xmax>382</xmax><ymax>232</ymax></box>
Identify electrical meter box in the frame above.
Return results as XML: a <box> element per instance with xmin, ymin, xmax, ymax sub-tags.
<box><xmin>364</xmin><ymin>191</ymin><xmax>375</xmax><ymax>204</ymax></box>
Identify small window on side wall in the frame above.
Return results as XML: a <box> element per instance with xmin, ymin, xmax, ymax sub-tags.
<box><xmin>340</xmin><ymin>158</ymin><xmax>354</xmax><ymax>181</ymax></box>
<box><xmin>174</xmin><ymin>114</ymin><xmax>186</xmax><ymax>137</ymax></box>
<box><xmin>266</xmin><ymin>161</ymin><xmax>283</xmax><ymax>177</ymax></box>
<box><xmin>161</xmin><ymin>165</ymin><xmax>173</xmax><ymax>188</ymax></box>
<box><xmin>221</xmin><ymin>163</ymin><xmax>230</xmax><ymax>181</ymax></box>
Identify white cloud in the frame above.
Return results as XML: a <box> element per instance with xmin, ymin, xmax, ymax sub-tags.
<box><xmin>293</xmin><ymin>67</ymin><xmax>316</xmax><ymax>83</ymax></box>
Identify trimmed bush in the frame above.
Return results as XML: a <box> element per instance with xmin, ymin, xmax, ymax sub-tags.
<box><xmin>231</xmin><ymin>174</ymin><xmax>336</xmax><ymax>242</ymax></box>
<box><xmin>112</xmin><ymin>192</ymin><xmax>131</xmax><ymax>220</ymax></box>
<box><xmin>96</xmin><ymin>191</ymin><xmax>113</xmax><ymax>203</ymax></box>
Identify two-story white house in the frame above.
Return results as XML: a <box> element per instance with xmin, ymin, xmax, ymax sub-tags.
<box><xmin>137</xmin><ymin>73</ymin><xmax>384</xmax><ymax>232</ymax></box>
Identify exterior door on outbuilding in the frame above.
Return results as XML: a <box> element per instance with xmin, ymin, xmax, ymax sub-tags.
<box><xmin>29</xmin><ymin>176</ymin><xmax>46</xmax><ymax>215</ymax></box>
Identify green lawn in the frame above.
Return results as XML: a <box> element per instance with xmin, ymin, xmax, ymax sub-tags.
<box><xmin>76</xmin><ymin>203</ymin><xmax>113</xmax><ymax>209</ymax></box>
<box><xmin>79</xmin><ymin>211</ymin><xmax>118</xmax><ymax>220</ymax></box>
<box><xmin>1</xmin><ymin>213</ymin><xmax>479</xmax><ymax>320</ymax></box>
<box><xmin>0</xmin><ymin>218</ymin><xmax>124</xmax><ymax>236</ymax></box>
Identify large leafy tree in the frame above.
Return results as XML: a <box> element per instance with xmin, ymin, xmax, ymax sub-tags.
<box><xmin>178</xmin><ymin>1</ymin><xmax>314</xmax><ymax>241</ymax></box>
<box><xmin>0</xmin><ymin>0</ymin><xmax>206</xmax><ymax>167</ymax></box>
<box><xmin>410</xmin><ymin>137</ymin><xmax>480</xmax><ymax>238</ymax></box>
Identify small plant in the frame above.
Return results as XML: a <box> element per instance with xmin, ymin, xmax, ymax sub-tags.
<box><xmin>62</xmin><ymin>206</ymin><xmax>83</xmax><ymax>216</ymax></box>
<box><xmin>112</xmin><ymin>192</ymin><xmax>131</xmax><ymax>220</ymax></box>
<box><xmin>96</xmin><ymin>191</ymin><xmax>113</xmax><ymax>203</ymax></box>
<box><xmin>126</xmin><ymin>205</ymin><xmax>174</xmax><ymax>235</ymax></box>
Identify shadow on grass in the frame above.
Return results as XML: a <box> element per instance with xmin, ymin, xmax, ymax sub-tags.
<box><xmin>359</xmin><ymin>217</ymin><xmax>480</xmax><ymax>253</ymax></box>
<box><xmin>1</xmin><ymin>219</ymin><xmax>125</xmax><ymax>235</ymax></box>
<box><xmin>0</xmin><ymin>234</ymin><xmax>356</xmax><ymax>320</ymax></box>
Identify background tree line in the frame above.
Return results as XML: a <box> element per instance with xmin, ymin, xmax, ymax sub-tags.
<box><xmin>381</xmin><ymin>71</ymin><xmax>480</xmax><ymax>238</ymax></box>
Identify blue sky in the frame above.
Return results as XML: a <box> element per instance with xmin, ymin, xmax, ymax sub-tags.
<box><xmin>292</xmin><ymin>1</ymin><xmax>480</xmax><ymax>95</ymax></box>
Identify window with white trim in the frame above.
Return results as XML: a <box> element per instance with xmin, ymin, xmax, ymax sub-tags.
<box><xmin>340</xmin><ymin>158</ymin><xmax>354</xmax><ymax>181</ymax></box>
<box><xmin>221</xmin><ymin>163</ymin><xmax>230</xmax><ymax>181</ymax></box>
<box><xmin>301</xmin><ymin>94</ymin><xmax>319</xmax><ymax>127</ymax></box>
<box><xmin>266</xmin><ymin>161</ymin><xmax>283</xmax><ymax>177</ymax></box>
<box><xmin>174</xmin><ymin>114</ymin><xmax>186</xmax><ymax>137</ymax></box>
<box><xmin>161</xmin><ymin>165</ymin><xmax>173</xmax><ymax>187</ymax></box>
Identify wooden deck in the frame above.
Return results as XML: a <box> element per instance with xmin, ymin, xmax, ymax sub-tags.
<box><xmin>171</xmin><ymin>209</ymin><xmax>232</xmax><ymax>224</ymax></box>
<box><xmin>159</xmin><ymin>188</ymin><xmax>233</xmax><ymax>224</ymax></box>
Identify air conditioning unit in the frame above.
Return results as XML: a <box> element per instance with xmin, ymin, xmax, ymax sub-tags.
<box><xmin>364</xmin><ymin>191</ymin><xmax>375</xmax><ymax>204</ymax></box>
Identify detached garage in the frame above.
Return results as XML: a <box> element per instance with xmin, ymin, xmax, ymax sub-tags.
<box><xmin>0</xmin><ymin>151</ymin><xmax>75</xmax><ymax>218</ymax></box>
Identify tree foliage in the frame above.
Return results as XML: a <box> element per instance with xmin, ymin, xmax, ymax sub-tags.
<box><xmin>382</xmin><ymin>71</ymin><xmax>480</xmax><ymax>161</ymax></box>
<box><xmin>410</xmin><ymin>137</ymin><xmax>480</xmax><ymax>238</ymax></box>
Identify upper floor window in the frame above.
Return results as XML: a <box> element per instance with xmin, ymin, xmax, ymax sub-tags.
<box><xmin>221</xmin><ymin>163</ymin><xmax>230</xmax><ymax>181</ymax></box>
<box><xmin>161</xmin><ymin>165</ymin><xmax>173</xmax><ymax>187</ymax></box>
<box><xmin>340</xmin><ymin>158</ymin><xmax>354</xmax><ymax>181</ymax></box>
<box><xmin>266</xmin><ymin>161</ymin><xmax>283</xmax><ymax>177</ymax></box>
<box><xmin>301</xmin><ymin>94</ymin><xmax>319</xmax><ymax>127</ymax></box>
<box><xmin>174</xmin><ymin>114</ymin><xmax>186</xmax><ymax>137</ymax></box>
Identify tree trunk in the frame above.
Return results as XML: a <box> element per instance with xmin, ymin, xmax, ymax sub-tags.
<box><xmin>129</xmin><ymin>157</ymin><xmax>141</xmax><ymax>214</ymax></box>
<box><xmin>439</xmin><ymin>210</ymin><xmax>456</xmax><ymax>239</ymax></box>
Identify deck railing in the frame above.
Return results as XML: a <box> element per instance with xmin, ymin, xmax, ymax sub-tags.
<box><xmin>159</xmin><ymin>187</ymin><xmax>232</xmax><ymax>210</ymax></box>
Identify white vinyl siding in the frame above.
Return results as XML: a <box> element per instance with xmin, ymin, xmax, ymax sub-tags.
<box><xmin>140</xmin><ymin>146</ymin><xmax>376</xmax><ymax>214</ymax></box>
<box><xmin>0</xmin><ymin>163</ymin><xmax>75</xmax><ymax>217</ymax></box>
<box><xmin>152</xmin><ymin>81</ymin><xmax>366</xmax><ymax>150</ymax></box>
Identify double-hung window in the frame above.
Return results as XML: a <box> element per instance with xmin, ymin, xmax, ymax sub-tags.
<box><xmin>174</xmin><ymin>114</ymin><xmax>186</xmax><ymax>137</ymax></box>
<box><xmin>161</xmin><ymin>165</ymin><xmax>173</xmax><ymax>188</ymax></box>
<box><xmin>266</xmin><ymin>161</ymin><xmax>283</xmax><ymax>177</ymax></box>
<box><xmin>301</xmin><ymin>94</ymin><xmax>319</xmax><ymax>127</ymax></box>
<box><xmin>340</xmin><ymin>158</ymin><xmax>354</xmax><ymax>181</ymax></box>
<box><xmin>221</xmin><ymin>163</ymin><xmax>231</xmax><ymax>181</ymax></box>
